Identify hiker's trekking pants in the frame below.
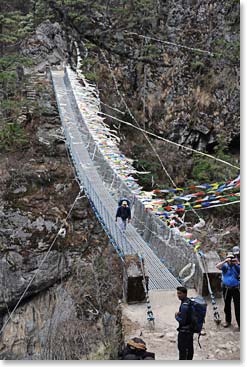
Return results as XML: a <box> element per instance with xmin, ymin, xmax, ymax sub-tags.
<box><xmin>117</xmin><ymin>217</ymin><xmax>127</xmax><ymax>231</ymax></box>
<box><xmin>178</xmin><ymin>332</ymin><xmax>194</xmax><ymax>360</ymax></box>
<box><xmin>223</xmin><ymin>285</ymin><xmax>240</xmax><ymax>327</ymax></box>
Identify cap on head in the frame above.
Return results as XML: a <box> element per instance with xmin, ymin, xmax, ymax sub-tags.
<box><xmin>227</xmin><ymin>252</ymin><xmax>235</xmax><ymax>259</ymax></box>
<box><xmin>232</xmin><ymin>246</ymin><xmax>240</xmax><ymax>255</ymax></box>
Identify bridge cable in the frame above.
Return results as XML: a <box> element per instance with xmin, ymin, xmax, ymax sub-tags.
<box><xmin>100</xmin><ymin>111</ymin><xmax>240</xmax><ymax>171</ymax></box>
<box><xmin>67</xmin><ymin>53</ymin><xmax>176</xmax><ymax>262</ymax></box>
<box><xmin>178</xmin><ymin>262</ymin><xmax>196</xmax><ymax>285</ymax></box>
<box><xmin>198</xmin><ymin>250</ymin><xmax>221</xmax><ymax>325</ymax></box>
<box><xmin>75</xmin><ymin>47</ymin><xmax>189</xmax><ymax>242</ymax></box>
<box><xmin>70</xmin><ymin>59</ymin><xmax>232</xmax><ymax>275</ymax></box>
<box><xmin>100</xmin><ymin>49</ymin><xmax>177</xmax><ymax>188</ymax></box>
<box><xmin>71</xmin><ymin>50</ymin><xmax>237</xmax><ymax>282</ymax></box>
<box><xmin>188</xmin><ymin>200</ymin><xmax>240</xmax><ymax>211</ymax></box>
<box><xmin>62</xmin><ymin>125</ymin><xmax>128</xmax><ymax>260</ymax></box>
<box><xmin>0</xmin><ymin>189</ymin><xmax>83</xmax><ymax>337</ymax></box>
<box><xmin>123</xmin><ymin>31</ymin><xmax>216</xmax><ymax>57</ymax></box>
<box><xmin>84</xmin><ymin>188</ymin><xmax>126</xmax><ymax>262</ymax></box>
<box><xmin>138</xmin><ymin>254</ymin><xmax>155</xmax><ymax>327</ymax></box>
<box><xmin>74</xmin><ymin>48</ymin><xmax>237</xmax><ymax>245</ymax></box>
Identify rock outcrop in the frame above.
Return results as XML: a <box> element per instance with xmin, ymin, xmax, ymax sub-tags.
<box><xmin>21</xmin><ymin>20</ymin><xmax>68</xmax><ymax>72</ymax></box>
<box><xmin>61</xmin><ymin>0</ymin><xmax>239</xmax><ymax>187</ymax></box>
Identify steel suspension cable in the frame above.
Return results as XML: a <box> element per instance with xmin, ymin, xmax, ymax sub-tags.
<box><xmin>123</xmin><ymin>31</ymin><xmax>216</xmax><ymax>57</ymax></box>
<box><xmin>99</xmin><ymin>112</ymin><xmax>240</xmax><ymax>171</ymax></box>
<box><xmin>100</xmin><ymin>49</ymin><xmax>177</xmax><ymax>187</ymax></box>
<box><xmin>198</xmin><ymin>251</ymin><xmax>221</xmax><ymax>325</ymax></box>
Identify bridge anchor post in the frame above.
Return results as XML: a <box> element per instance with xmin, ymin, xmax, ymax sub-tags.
<box><xmin>195</xmin><ymin>251</ymin><xmax>222</xmax><ymax>297</ymax></box>
<box><xmin>123</xmin><ymin>254</ymin><xmax>148</xmax><ymax>304</ymax></box>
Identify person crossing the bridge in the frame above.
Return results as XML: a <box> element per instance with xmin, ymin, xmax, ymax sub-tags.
<box><xmin>115</xmin><ymin>199</ymin><xmax>131</xmax><ymax>232</ymax></box>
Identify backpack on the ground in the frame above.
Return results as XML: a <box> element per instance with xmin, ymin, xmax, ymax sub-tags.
<box><xmin>189</xmin><ymin>296</ymin><xmax>207</xmax><ymax>347</ymax></box>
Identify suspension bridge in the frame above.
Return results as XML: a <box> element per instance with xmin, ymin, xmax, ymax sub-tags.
<box><xmin>51</xmin><ymin>68</ymin><xmax>181</xmax><ymax>290</ymax></box>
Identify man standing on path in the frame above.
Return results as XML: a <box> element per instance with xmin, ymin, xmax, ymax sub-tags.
<box><xmin>216</xmin><ymin>252</ymin><xmax>240</xmax><ymax>329</ymax></box>
<box><xmin>115</xmin><ymin>200</ymin><xmax>131</xmax><ymax>232</ymax></box>
<box><xmin>175</xmin><ymin>286</ymin><xmax>194</xmax><ymax>360</ymax></box>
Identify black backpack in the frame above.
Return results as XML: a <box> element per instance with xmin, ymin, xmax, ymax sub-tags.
<box><xmin>189</xmin><ymin>296</ymin><xmax>207</xmax><ymax>347</ymax></box>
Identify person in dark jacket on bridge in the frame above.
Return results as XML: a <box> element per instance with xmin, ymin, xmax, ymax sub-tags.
<box><xmin>115</xmin><ymin>200</ymin><xmax>131</xmax><ymax>232</ymax></box>
<box><xmin>175</xmin><ymin>286</ymin><xmax>194</xmax><ymax>360</ymax></box>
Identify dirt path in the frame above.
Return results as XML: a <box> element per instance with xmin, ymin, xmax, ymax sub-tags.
<box><xmin>121</xmin><ymin>289</ymin><xmax>240</xmax><ymax>360</ymax></box>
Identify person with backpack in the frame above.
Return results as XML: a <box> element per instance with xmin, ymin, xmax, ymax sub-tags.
<box><xmin>115</xmin><ymin>199</ymin><xmax>131</xmax><ymax>232</ymax></box>
<box><xmin>216</xmin><ymin>252</ymin><xmax>240</xmax><ymax>329</ymax></box>
<box><xmin>175</xmin><ymin>286</ymin><xmax>194</xmax><ymax>360</ymax></box>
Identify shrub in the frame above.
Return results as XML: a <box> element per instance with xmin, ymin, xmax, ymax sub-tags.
<box><xmin>0</xmin><ymin>122</ymin><xmax>28</xmax><ymax>151</ymax></box>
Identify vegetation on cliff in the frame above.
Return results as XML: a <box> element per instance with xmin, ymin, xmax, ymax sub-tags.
<box><xmin>0</xmin><ymin>0</ymin><xmax>240</xmax><ymax>360</ymax></box>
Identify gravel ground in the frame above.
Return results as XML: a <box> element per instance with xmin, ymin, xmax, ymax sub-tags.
<box><xmin>122</xmin><ymin>289</ymin><xmax>240</xmax><ymax>361</ymax></box>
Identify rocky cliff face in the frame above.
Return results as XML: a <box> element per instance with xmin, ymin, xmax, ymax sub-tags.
<box><xmin>21</xmin><ymin>20</ymin><xmax>68</xmax><ymax>72</ymax></box>
<box><xmin>0</xmin><ymin>34</ymin><xmax>123</xmax><ymax>358</ymax></box>
<box><xmin>64</xmin><ymin>0</ymin><xmax>239</xmax><ymax>246</ymax></box>
<box><xmin>0</xmin><ymin>0</ymin><xmax>240</xmax><ymax>358</ymax></box>
<box><xmin>63</xmin><ymin>0</ymin><xmax>239</xmax><ymax>187</ymax></box>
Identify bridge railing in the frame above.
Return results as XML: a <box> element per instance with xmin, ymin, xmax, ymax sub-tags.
<box><xmin>53</xmin><ymin>75</ymin><xmax>135</xmax><ymax>258</ymax></box>
<box><xmin>51</xmin><ymin>68</ymin><xmax>223</xmax><ymax>295</ymax></box>
<box><xmin>63</xmin><ymin>67</ymin><xmax>196</xmax><ymax>284</ymax></box>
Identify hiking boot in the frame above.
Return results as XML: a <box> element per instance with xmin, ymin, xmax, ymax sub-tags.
<box><xmin>223</xmin><ymin>322</ymin><xmax>231</xmax><ymax>328</ymax></box>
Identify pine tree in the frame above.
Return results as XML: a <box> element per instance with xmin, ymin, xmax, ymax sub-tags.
<box><xmin>0</xmin><ymin>3</ymin><xmax>34</xmax><ymax>56</ymax></box>
<box><xmin>0</xmin><ymin>2</ymin><xmax>35</xmax><ymax>151</ymax></box>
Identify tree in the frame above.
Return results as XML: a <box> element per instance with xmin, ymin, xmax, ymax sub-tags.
<box><xmin>0</xmin><ymin>4</ymin><xmax>34</xmax><ymax>56</ymax></box>
<box><xmin>0</xmin><ymin>2</ymin><xmax>34</xmax><ymax>151</ymax></box>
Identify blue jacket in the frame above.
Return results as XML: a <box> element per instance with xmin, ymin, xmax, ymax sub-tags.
<box><xmin>176</xmin><ymin>297</ymin><xmax>192</xmax><ymax>333</ymax></box>
<box><xmin>222</xmin><ymin>263</ymin><xmax>240</xmax><ymax>287</ymax></box>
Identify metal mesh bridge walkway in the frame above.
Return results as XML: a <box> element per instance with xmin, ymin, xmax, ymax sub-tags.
<box><xmin>51</xmin><ymin>69</ymin><xmax>181</xmax><ymax>290</ymax></box>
